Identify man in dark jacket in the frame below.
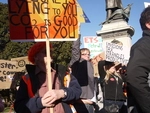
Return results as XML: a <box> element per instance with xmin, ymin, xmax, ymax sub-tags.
<box><xmin>126</xmin><ymin>6</ymin><xmax>150</xmax><ymax>113</ymax></box>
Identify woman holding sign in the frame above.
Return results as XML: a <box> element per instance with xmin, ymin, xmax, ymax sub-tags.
<box><xmin>14</xmin><ymin>42</ymin><xmax>81</xmax><ymax>113</ymax></box>
<box><xmin>98</xmin><ymin>60</ymin><xmax>126</xmax><ymax>113</ymax></box>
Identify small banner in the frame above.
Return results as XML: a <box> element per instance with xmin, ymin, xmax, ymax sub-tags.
<box><xmin>11</xmin><ymin>56</ymin><xmax>31</xmax><ymax>72</ymax></box>
<box><xmin>0</xmin><ymin>60</ymin><xmax>17</xmax><ymax>89</ymax></box>
<box><xmin>83</xmin><ymin>36</ymin><xmax>103</xmax><ymax>58</ymax></box>
<box><xmin>0</xmin><ymin>57</ymin><xmax>31</xmax><ymax>89</ymax></box>
<box><xmin>105</xmin><ymin>42</ymin><xmax>130</xmax><ymax>65</ymax></box>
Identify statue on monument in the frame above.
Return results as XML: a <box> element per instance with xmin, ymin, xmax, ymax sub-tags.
<box><xmin>102</xmin><ymin>0</ymin><xmax>133</xmax><ymax>24</ymax></box>
<box><xmin>105</xmin><ymin>0</ymin><xmax>123</xmax><ymax>19</ymax></box>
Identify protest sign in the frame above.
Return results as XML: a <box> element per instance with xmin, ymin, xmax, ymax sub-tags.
<box><xmin>0</xmin><ymin>57</ymin><xmax>32</xmax><ymax>89</ymax></box>
<box><xmin>0</xmin><ymin>60</ymin><xmax>17</xmax><ymax>89</ymax></box>
<box><xmin>83</xmin><ymin>36</ymin><xmax>103</xmax><ymax>58</ymax></box>
<box><xmin>105</xmin><ymin>42</ymin><xmax>130</xmax><ymax>65</ymax></box>
<box><xmin>8</xmin><ymin>0</ymin><xmax>79</xmax><ymax>41</ymax></box>
<box><xmin>11</xmin><ymin>56</ymin><xmax>31</xmax><ymax>72</ymax></box>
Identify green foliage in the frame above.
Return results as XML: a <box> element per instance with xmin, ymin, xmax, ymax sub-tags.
<box><xmin>52</xmin><ymin>41</ymin><xmax>73</xmax><ymax>66</ymax></box>
<box><xmin>0</xmin><ymin>42</ymin><xmax>34</xmax><ymax>60</ymax></box>
<box><xmin>0</xmin><ymin>2</ymin><xmax>9</xmax><ymax>52</ymax></box>
<box><xmin>0</xmin><ymin>2</ymin><xmax>34</xmax><ymax>59</ymax></box>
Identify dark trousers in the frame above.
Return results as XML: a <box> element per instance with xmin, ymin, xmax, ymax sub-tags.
<box><xmin>104</xmin><ymin>100</ymin><xmax>124</xmax><ymax>113</ymax></box>
<box><xmin>74</xmin><ymin>103</ymin><xmax>94</xmax><ymax>113</ymax></box>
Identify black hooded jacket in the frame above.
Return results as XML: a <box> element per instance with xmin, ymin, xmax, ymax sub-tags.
<box><xmin>127</xmin><ymin>30</ymin><xmax>150</xmax><ymax>113</ymax></box>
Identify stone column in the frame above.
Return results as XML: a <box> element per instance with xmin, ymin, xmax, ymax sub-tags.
<box><xmin>96</xmin><ymin>20</ymin><xmax>134</xmax><ymax>48</ymax></box>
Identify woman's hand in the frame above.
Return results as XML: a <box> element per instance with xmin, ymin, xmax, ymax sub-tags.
<box><xmin>41</xmin><ymin>89</ymin><xmax>65</xmax><ymax>107</ymax></box>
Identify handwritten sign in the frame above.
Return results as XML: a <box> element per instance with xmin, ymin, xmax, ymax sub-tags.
<box><xmin>8</xmin><ymin>0</ymin><xmax>78</xmax><ymax>41</ymax></box>
<box><xmin>0</xmin><ymin>60</ymin><xmax>17</xmax><ymax>89</ymax></box>
<box><xmin>83</xmin><ymin>36</ymin><xmax>103</xmax><ymax>58</ymax></box>
<box><xmin>105</xmin><ymin>42</ymin><xmax>130</xmax><ymax>64</ymax></box>
<box><xmin>11</xmin><ymin>56</ymin><xmax>31</xmax><ymax>72</ymax></box>
<box><xmin>0</xmin><ymin>57</ymin><xmax>31</xmax><ymax>89</ymax></box>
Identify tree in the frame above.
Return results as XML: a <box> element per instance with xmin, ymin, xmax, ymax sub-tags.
<box><xmin>0</xmin><ymin>2</ymin><xmax>35</xmax><ymax>60</ymax></box>
<box><xmin>52</xmin><ymin>41</ymin><xmax>73</xmax><ymax>66</ymax></box>
<box><xmin>0</xmin><ymin>2</ymin><xmax>9</xmax><ymax>52</ymax></box>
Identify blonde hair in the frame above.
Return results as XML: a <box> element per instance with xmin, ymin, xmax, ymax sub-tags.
<box><xmin>104</xmin><ymin>64</ymin><xmax>121</xmax><ymax>83</ymax></box>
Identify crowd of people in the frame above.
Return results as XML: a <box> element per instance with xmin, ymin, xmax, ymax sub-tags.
<box><xmin>12</xmin><ymin>36</ymin><xmax>128</xmax><ymax>113</ymax></box>
<box><xmin>1</xmin><ymin>4</ymin><xmax>149</xmax><ymax>113</ymax></box>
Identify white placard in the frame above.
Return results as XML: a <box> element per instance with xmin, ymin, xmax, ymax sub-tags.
<box><xmin>83</xmin><ymin>36</ymin><xmax>103</xmax><ymax>58</ymax></box>
<box><xmin>105</xmin><ymin>42</ymin><xmax>130</xmax><ymax>65</ymax></box>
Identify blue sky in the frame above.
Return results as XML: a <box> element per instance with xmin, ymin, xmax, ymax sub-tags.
<box><xmin>77</xmin><ymin>0</ymin><xmax>148</xmax><ymax>45</ymax></box>
<box><xmin>0</xmin><ymin>0</ymin><xmax>148</xmax><ymax>45</ymax></box>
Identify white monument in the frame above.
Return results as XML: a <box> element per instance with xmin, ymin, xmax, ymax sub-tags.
<box><xmin>97</xmin><ymin>3</ymin><xmax>134</xmax><ymax>48</ymax></box>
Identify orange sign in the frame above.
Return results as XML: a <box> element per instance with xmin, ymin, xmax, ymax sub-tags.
<box><xmin>8</xmin><ymin>0</ymin><xmax>78</xmax><ymax>41</ymax></box>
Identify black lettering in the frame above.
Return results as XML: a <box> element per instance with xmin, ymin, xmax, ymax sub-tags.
<box><xmin>33</xmin><ymin>1</ymin><xmax>40</xmax><ymax>14</ymax></box>
<box><xmin>63</xmin><ymin>16</ymin><xmax>67</xmax><ymax>26</ymax></box>
<box><xmin>67</xmin><ymin>4</ymin><xmax>72</xmax><ymax>15</ymax></box>
<box><xmin>0</xmin><ymin>76</ymin><xmax>6</xmax><ymax>82</ymax></box>
<box><xmin>54</xmin><ymin>15</ymin><xmax>62</xmax><ymax>26</ymax></box>
<box><xmin>44</xmin><ymin>19</ymin><xmax>51</xmax><ymax>26</ymax></box>
<box><xmin>53</xmin><ymin>8</ymin><xmax>61</xmax><ymax>15</ymax></box>
<box><xmin>0</xmin><ymin>63</ymin><xmax>15</xmax><ymax>69</ymax></box>
<box><xmin>68</xmin><ymin>16</ymin><xmax>72</xmax><ymax>26</ymax></box>
<box><xmin>8</xmin><ymin>0</ymin><xmax>16</xmax><ymax>13</ymax></box>
<box><xmin>62</xmin><ymin>3</ymin><xmax>68</xmax><ymax>14</ymax></box>
<box><xmin>10</xmin><ymin>14</ymin><xmax>20</xmax><ymax>26</ymax></box>
<box><xmin>41</xmin><ymin>26</ymin><xmax>48</xmax><ymax>38</ymax></box>
<box><xmin>25</xmin><ymin>26</ymin><xmax>34</xmax><ymax>39</ymax></box>
<box><xmin>32</xmin><ymin>19</ymin><xmax>37</xmax><ymax>26</ymax></box>
<box><xmin>3</xmin><ymin>71</ymin><xmax>15</xmax><ymax>75</ymax></box>
<box><xmin>72</xmin><ymin>15</ymin><xmax>78</xmax><ymax>26</ymax></box>
<box><xmin>41</xmin><ymin>1</ymin><xmax>50</xmax><ymax>14</ymax></box>
<box><xmin>33</xmin><ymin>26</ymin><xmax>40</xmax><ymax>38</ymax></box>
<box><xmin>60</xmin><ymin>27</ymin><xmax>67</xmax><ymax>38</ymax></box>
<box><xmin>16</xmin><ymin>1</ymin><xmax>25</xmax><ymax>13</ymax></box>
<box><xmin>21</xmin><ymin>14</ymin><xmax>30</xmax><ymax>26</ymax></box>
<box><xmin>53</xmin><ymin>26</ymin><xmax>61</xmax><ymax>38</ymax></box>
<box><xmin>0</xmin><ymin>63</ymin><xmax>5</xmax><ymax>68</ymax></box>
<box><xmin>68</xmin><ymin>25</ymin><xmax>75</xmax><ymax>38</ymax></box>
